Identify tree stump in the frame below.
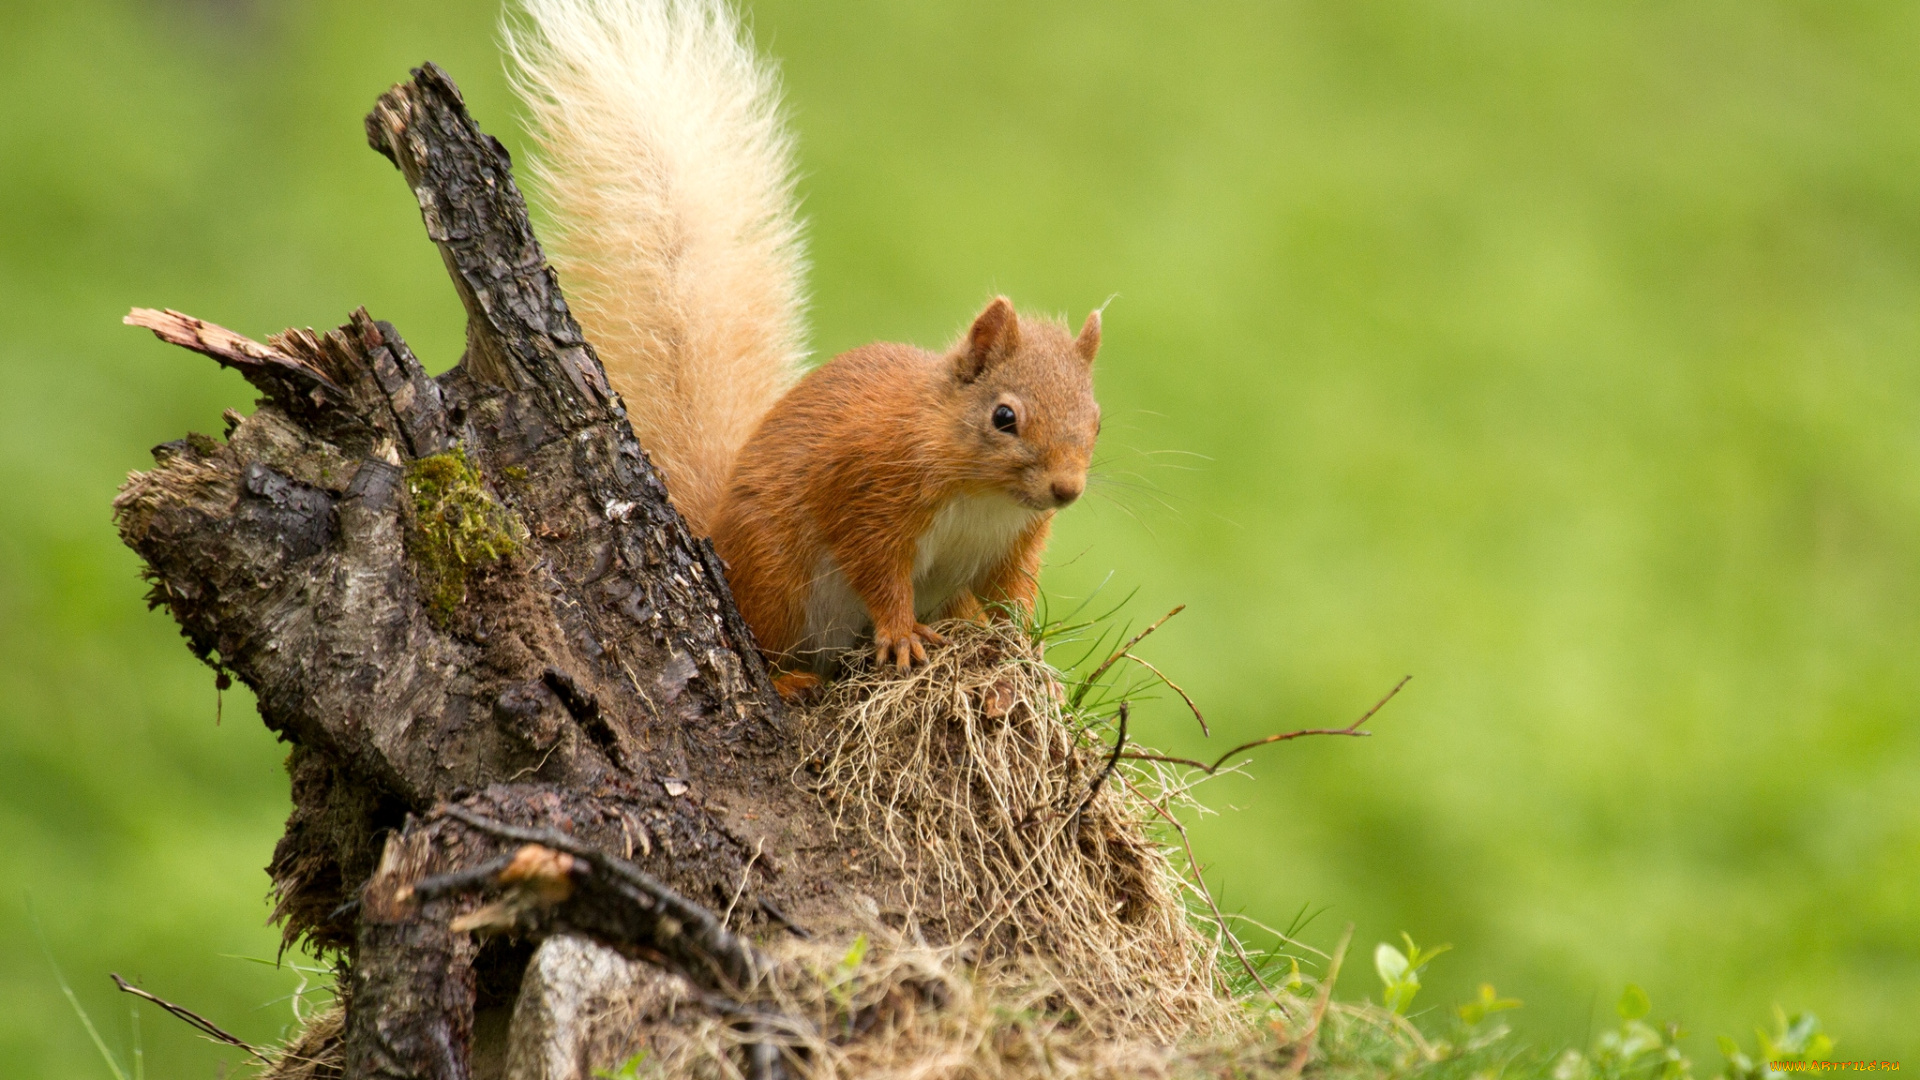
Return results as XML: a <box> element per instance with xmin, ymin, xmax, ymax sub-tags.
<box><xmin>115</xmin><ymin>63</ymin><xmax>859</xmax><ymax>1080</ymax></box>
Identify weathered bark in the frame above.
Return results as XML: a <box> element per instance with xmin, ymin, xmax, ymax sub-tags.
<box><xmin>116</xmin><ymin>63</ymin><xmax>853</xmax><ymax>1080</ymax></box>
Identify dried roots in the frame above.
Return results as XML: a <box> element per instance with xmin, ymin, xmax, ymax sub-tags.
<box><xmin>796</xmin><ymin>619</ymin><xmax>1233</xmax><ymax>1044</ymax></box>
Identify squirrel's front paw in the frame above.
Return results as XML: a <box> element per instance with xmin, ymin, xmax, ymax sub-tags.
<box><xmin>874</xmin><ymin>622</ymin><xmax>949</xmax><ymax>671</ymax></box>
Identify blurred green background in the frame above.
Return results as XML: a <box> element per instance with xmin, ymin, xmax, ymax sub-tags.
<box><xmin>4</xmin><ymin>0</ymin><xmax>1917</xmax><ymax>1074</ymax></box>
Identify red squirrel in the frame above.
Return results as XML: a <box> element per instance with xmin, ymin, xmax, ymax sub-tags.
<box><xmin>712</xmin><ymin>298</ymin><xmax>1099</xmax><ymax>677</ymax></box>
<box><xmin>507</xmin><ymin>0</ymin><xmax>1100</xmax><ymax>687</ymax></box>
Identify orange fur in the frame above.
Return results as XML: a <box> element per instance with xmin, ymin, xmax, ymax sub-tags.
<box><xmin>711</xmin><ymin>298</ymin><xmax>1101</xmax><ymax>673</ymax></box>
<box><xmin>506</xmin><ymin>3</ymin><xmax>1101</xmax><ymax>676</ymax></box>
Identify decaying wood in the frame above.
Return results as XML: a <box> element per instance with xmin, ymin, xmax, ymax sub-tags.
<box><xmin>424</xmin><ymin>808</ymin><xmax>771</xmax><ymax>994</ymax></box>
<box><xmin>116</xmin><ymin>62</ymin><xmax>857</xmax><ymax>1080</ymax></box>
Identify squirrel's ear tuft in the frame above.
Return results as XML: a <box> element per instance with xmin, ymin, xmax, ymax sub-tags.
<box><xmin>957</xmin><ymin>296</ymin><xmax>1021</xmax><ymax>383</ymax></box>
<box><xmin>1075</xmin><ymin>309</ymin><xmax>1101</xmax><ymax>366</ymax></box>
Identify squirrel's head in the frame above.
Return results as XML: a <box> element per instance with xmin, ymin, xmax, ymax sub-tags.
<box><xmin>946</xmin><ymin>296</ymin><xmax>1101</xmax><ymax>513</ymax></box>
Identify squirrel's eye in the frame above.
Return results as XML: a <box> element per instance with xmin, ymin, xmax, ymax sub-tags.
<box><xmin>991</xmin><ymin>404</ymin><xmax>1019</xmax><ymax>435</ymax></box>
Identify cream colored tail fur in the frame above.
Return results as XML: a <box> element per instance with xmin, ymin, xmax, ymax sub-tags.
<box><xmin>505</xmin><ymin>0</ymin><xmax>807</xmax><ymax>534</ymax></box>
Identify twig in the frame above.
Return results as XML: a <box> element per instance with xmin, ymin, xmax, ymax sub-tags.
<box><xmin>436</xmin><ymin>805</ymin><xmax>770</xmax><ymax>992</ymax></box>
<box><xmin>1069</xmin><ymin>604</ymin><xmax>1185</xmax><ymax>709</ymax></box>
<box><xmin>1130</xmin><ymin>779</ymin><xmax>1279</xmax><ymax>1006</ymax></box>
<box><xmin>721</xmin><ymin>838</ymin><xmax>765</xmax><ymax>928</ymax></box>
<box><xmin>757</xmin><ymin>897</ymin><xmax>812</xmax><ymax>940</ymax></box>
<box><xmin>1283</xmin><ymin>924</ymin><xmax>1352</xmax><ymax>1077</ymax></box>
<box><xmin>1117</xmin><ymin>652</ymin><xmax>1209</xmax><ymax>736</ymax></box>
<box><xmin>409</xmin><ymin>852</ymin><xmax>519</xmax><ymax>900</ymax></box>
<box><xmin>1123</xmin><ymin>675</ymin><xmax>1410</xmax><ymax>774</ymax></box>
<box><xmin>507</xmin><ymin>738</ymin><xmax>563</xmax><ymax>783</ymax></box>
<box><xmin>110</xmin><ymin>974</ymin><xmax>270</xmax><ymax>1064</ymax></box>
<box><xmin>1071</xmin><ymin>702</ymin><xmax>1130</xmax><ymax>838</ymax></box>
<box><xmin>426</xmin><ymin>809</ymin><xmax>797</xmax><ymax>1079</ymax></box>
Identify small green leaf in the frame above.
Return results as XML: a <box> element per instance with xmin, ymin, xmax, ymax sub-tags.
<box><xmin>1460</xmin><ymin>982</ymin><xmax>1522</xmax><ymax>1024</ymax></box>
<box><xmin>591</xmin><ymin>1051</ymin><xmax>649</xmax><ymax>1080</ymax></box>
<box><xmin>838</xmin><ymin>933</ymin><xmax>870</xmax><ymax>977</ymax></box>
<box><xmin>1375</xmin><ymin>942</ymin><xmax>1410</xmax><ymax>985</ymax></box>
<box><xmin>1281</xmin><ymin>957</ymin><xmax>1306</xmax><ymax>994</ymax></box>
<box><xmin>826</xmin><ymin>931</ymin><xmax>870</xmax><ymax>1007</ymax></box>
<box><xmin>1617</xmin><ymin>983</ymin><xmax>1652</xmax><ymax>1021</ymax></box>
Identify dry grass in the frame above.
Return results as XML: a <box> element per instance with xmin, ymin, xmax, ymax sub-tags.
<box><xmin>613</xmin><ymin>936</ymin><xmax>1273</xmax><ymax>1080</ymax></box>
<box><xmin>260</xmin><ymin>1003</ymin><xmax>343</xmax><ymax>1080</ymax></box>
<box><xmin>608</xmin><ymin>933</ymin><xmax>1475</xmax><ymax>1080</ymax></box>
<box><xmin>794</xmin><ymin>618</ymin><xmax>1233</xmax><ymax>1045</ymax></box>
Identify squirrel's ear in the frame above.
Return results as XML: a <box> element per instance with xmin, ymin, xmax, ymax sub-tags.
<box><xmin>957</xmin><ymin>296</ymin><xmax>1020</xmax><ymax>383</ymax></box>
<box><xmin>1075</xmin><ymin>309</ymin><xmax>1101</xmax><ymax>366</ymax></box>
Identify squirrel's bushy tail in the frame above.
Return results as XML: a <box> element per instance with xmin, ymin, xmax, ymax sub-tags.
<box><xmin>505</xmin><ymin>0</ymin><xmax>806</xmax><ymax>534</ymax></box>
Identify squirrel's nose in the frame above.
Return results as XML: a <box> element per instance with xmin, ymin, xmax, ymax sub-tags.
<box><xmin>1050</xmin><ymin>479</ymin><xmax>1084</xmax><ymax>506</ymax></box>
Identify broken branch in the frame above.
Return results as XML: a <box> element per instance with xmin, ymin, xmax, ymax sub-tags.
<box><xmin>1071</xmin><ymin>701</ymin><xmax>1130</xmax><ymax>837</ymax></box>
<box><xmin>110</xmin><ymin>973</ymin><xmax>270</xmax><ymax>1064</ymax></box>
<box><xmin>1117</xmin><ymin>650</ymin><xmax>1209</xmax><ymax>736</ymax></box>
<box><xmin>1122</xmin><ymin>675</ymin><xmax>1410</xmax><ymax>775</ymax></box>
<box><xmin>124</xmin><ymin>308</ymin><xmax>346</xmax><ymax>397</ymax></box>
<box><xmin>434</xmin><ymin>805</ymin><xmax>771</xmax><ymax>995</ymax></box>
<box><xmin>1069</xmin><ymin>604</ymin><xmax>1185</xmax><ymax>710</ymax></box>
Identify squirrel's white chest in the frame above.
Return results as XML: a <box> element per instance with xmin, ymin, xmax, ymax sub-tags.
<box><xmin>910</xmin><ymin>492</ymin><xmax>1036</xmax><ymax>608</ymax></box>
<box><xmin>797</xmin><ymin>492</ymin><xmax>1037</xmax><ymax>666</ymax></box>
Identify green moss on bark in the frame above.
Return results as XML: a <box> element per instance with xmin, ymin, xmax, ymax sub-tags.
<box><xmin>404</xmin><ymin>447</ymin><xmax>524</xmax><ymax>623</ymax></box>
